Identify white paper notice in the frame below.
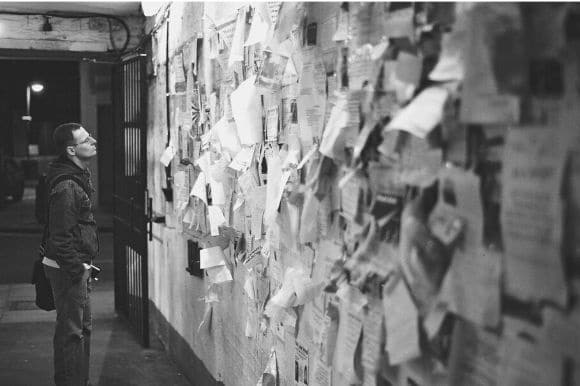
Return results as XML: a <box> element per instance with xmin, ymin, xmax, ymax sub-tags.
<box><xmin>230</xmin><ymin>75</ymin><xmax>263</xmax><ymax>145</ymax></box>
<box><xmin>173</xmin><ymin>170</ymin><xmax>189</xmax><ymax>212</ymax></box>
<box><xmin>362</xmin><ymin>297</ymin><xmax>383</xmax><ymax>375</ymax></box>
<box><xmin>195</xmin><ymin>152</ymin><xmax>211</xmax><ymax>175</ymax></box>
<box><xmin>385</xmin><ymin>86</ymin><xmax>448</xmax><ymax>139</ymax></box>
<box><xmin>214</xmin><ymin>117</ymin><xmax>242</xmax><ymax>157</ymax></box>
<box><xmin>245</xmin><ymin>8</ymin><xmax>270</xmax><ymax>47</ymax></box>
<box><xmin>266</xmin><ymin>106</ymin><xmax>279</xmax><ymax>142</ymax></box>
<box><xmin>320</xmin><ymin>93</ymin><xmax>349</xmax><ymax>162</ymax></box>
<box><xmin>264</xmin><ymin>150</ymin><xmax>283</xmax><ymax>228</ymax></box>
<box><xmin>298</xmin><ymin>48</ymin><xmax>327</xmax><ymax>142</ymax></box>
<box><xmin>382</xmin><ymin>274</ymin><xmax>420</xmax><ymax>365</ymax></box>
<box><xmin>160</xmin><ymin>144</ymin><xmax>176</xmax><ymax>167</ymax></box>
<box><xmin>333</xmin><ymin>6</ymin><xmax>348</xmax><ymax>41</ymax></box>
<box><xmin>200</xmin><ymin>246</ymin><xmax>226</xmax><ymax>269</ymax></box>
<box><xmin>206</xmin><ymin>265</ymin><xmax>233</xmax><ymax>284</ymax></box>
<box><xmin>190</xmin><ymin>172</ymin><xmax>208</xmax><ymax>205</ymax></box>
<box><xmin>229</xmin><ymin>146</ymin><xmax>255</xmax><ymax>172</ymax></box>
<box><xmin>208</xmin><ymin>174</ymin><xmax>226</xmax><ymax>206</ymax></box>
<box><xmin>238</xmin><ymin>168</ymin><xmax>259</xmax><ymax>196</ymax></box>
<box><xmin>249</xmin><ymin>185</ymin><xmax>267</xmax><ymax>240</ymax></box>
<box><xmin>229</xmin><ymin>7</ymin><xmax>247</xmax><ymax>67</ymax></box>
<box><xmin>501</xmin><ymin>127</ymin><xmax>567</xmax><ymax>306</ymax></box>
<box><xmin>333</xmin><ymin>284</ymin><xmax>366</xmax><ymax>383</ymax></box>
<box><xmin>208</xmin><ymin>205</ymin><xmax>226</xmax><ymax>236</ymax></box>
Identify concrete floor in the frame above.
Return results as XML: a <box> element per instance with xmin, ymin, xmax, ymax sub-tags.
<box><xmin>0</xmin><ymin>189</ymin><xmax>192</xmax><ymax>386</ymax></box>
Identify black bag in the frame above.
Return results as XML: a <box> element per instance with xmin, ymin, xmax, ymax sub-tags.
<box><xmin>31</xmin><ymin>174</ymin><xmax>89</xmax><ymax>311</ymax></box>
<box><xmin>31</xmin><ymin>258</ymin><xmax>55</xmax><ymax>311</ymax></box>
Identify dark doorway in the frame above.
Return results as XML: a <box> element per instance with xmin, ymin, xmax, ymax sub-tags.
<box><xmin>0</xmin><ymin>60</ymin><xmax>80</xmax><ymax>161</ymax></box>
<box><xmin>0</xmin><ymin>59</ymin><xmax>80</xmax><ymax>232</ymax></box>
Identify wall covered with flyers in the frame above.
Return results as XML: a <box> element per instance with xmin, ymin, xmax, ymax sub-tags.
<box><xmin>144</xmin><ymin>2</ymin><xmax>580</xmax><ymax>385</ymax></box>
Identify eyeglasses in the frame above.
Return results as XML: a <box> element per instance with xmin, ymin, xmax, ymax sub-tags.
<box><xmin>70</xmin><ymin>135</ymin><xmax>96</xmax><ymax>147</ymax></box>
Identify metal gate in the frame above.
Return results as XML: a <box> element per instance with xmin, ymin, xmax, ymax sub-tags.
<box><xmin>113</xmin><ymin>54</ymin><xmax>149</xmax><ymax>347</ymax></box>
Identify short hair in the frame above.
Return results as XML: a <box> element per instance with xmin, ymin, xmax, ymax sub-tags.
<box><xmin>53</xmin><ymin>122</ymin><xmax>83</xmax><ymax>155</ymax></box>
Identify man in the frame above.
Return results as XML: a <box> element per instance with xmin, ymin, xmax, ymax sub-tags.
<box><xmin>43</xmin><ymin>122</ymin><xmax>98</xmax><ymax>386</ymax></box>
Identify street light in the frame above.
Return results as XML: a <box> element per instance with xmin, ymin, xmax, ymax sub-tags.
<box><xmin>22</xmin><ymin>81</ymin><xmax>45</xmax><ymax>122</ymax></box>
<box><xmin>21</xmin><ymin>81</ymin><xmax>45</xmax><ymax>159</ymax></box>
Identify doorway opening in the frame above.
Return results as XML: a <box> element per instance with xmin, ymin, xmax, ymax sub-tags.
<box><xmin>0</xmin><ymin>59</ymin><xmax>80</xmax><ymax>223</ymax></box>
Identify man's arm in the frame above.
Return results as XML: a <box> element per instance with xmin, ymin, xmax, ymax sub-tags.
<box><xmin>49</xmin><ymin>181</ymin><xmax>86</xmax><ymax>282</ymax></box>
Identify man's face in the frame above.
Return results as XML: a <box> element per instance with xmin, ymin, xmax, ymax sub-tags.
<box><xmin>69</xmin><ymin>127</ymin><xmax>97</xmax><ymax>159</ymax></box>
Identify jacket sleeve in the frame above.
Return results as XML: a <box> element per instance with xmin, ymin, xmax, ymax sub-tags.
<box><xmin>48</xmin><ymin>181</ymin><xmax>85</xmax><ymax>282</ymax></box>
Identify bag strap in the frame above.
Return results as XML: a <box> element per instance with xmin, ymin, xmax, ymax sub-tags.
<box><xmin>41</xmin><ymin>174</ymin><xmax>91</xmax><ymax>249</ymax></box>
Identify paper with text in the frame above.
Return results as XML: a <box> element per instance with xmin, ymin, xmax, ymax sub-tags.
<box><xmin>501</xmin><ymin>127</ymin><xmax>567</xmax><ymax>306</ymax></box>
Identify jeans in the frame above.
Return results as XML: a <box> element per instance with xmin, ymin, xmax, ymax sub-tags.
<box><xmin>44</xmin><ymin>265</ymin><xmax>91</xmax><ymax>386</ymax></box>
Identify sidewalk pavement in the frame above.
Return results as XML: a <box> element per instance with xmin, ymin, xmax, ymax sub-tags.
<box><xmin>0</xmin><ymin>280</ymin><xmax>191</xmax><ymax>386</ymax></box>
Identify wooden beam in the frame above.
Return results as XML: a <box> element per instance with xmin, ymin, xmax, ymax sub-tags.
<box><xmin>0</xmin><ymin>47</ymin><xmax>120</xmax><ymax>62</ymax></box>
<box><xmin>0</xmin><ymin>14</ymin><xmax>144</xmax><ymax>52</ymax></box>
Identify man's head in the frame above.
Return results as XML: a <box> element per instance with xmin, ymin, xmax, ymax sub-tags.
<box><xmin>53</xmin><ymin>123</ymin><xmax>97</xmax><ymax>161</ymax></box>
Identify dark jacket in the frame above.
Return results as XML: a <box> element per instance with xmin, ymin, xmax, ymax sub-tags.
<box><xmin>45</xmin><ymin>155</ymin><xmax>98</xmax><ymax>282</ymax></box>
